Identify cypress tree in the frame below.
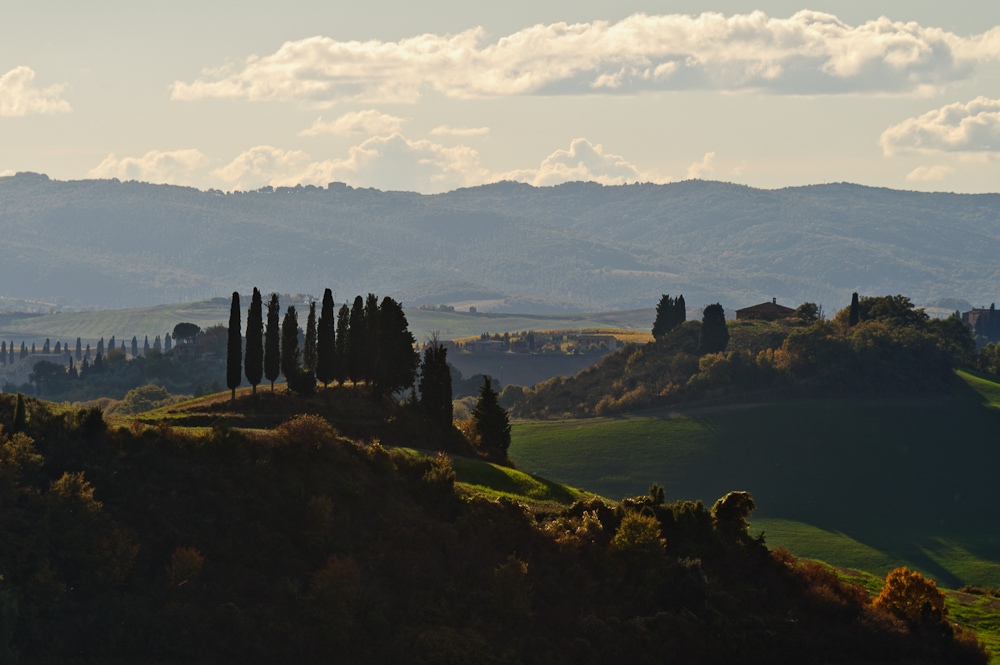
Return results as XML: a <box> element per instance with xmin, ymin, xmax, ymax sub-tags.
<box><xmin>363</xmin><ymin>293</ymin><xmax>380</xmax><ymax>383</ymax></box>
<box><xmin>9</xmin><ymin>342</ymin><xmax>14</xmax><ymax>363</ymax></box>
<box><xmin>303</xmin><ymin>301</ymin><xmax>318</xmax><ymax>378</ymax></box>
<box><xmin>153</xmin><ymin>336</ymin><xmax>161</xmax><ymax>353</ymax></box>
<box><xmin>0</xmin><ymin>341</ymin><xmax>5</xmax><ymax>365</ymax></box>
<box><xmin>699</xmin><ymin>303</ymin><xmax>730</xmax><ymax>355</ymax></box>
<box><xmin>676</xmin><ymin>294</ymin><xmax>686</xmax><ymax>325</ymax></box>
<box><xmin>848</xmin><ymin>292</ymin><xmax>860</xmax><ymax>327</ymax></box>
<box><xmin>97</xmin><ymin>337</ymin><xmax>104</xmax><ymax>357</ymax></box>
<box><xmin>120</xmin><ymin>341</ymin><xmax>126</xmax><ymax>354</ymax></box>
<box><xmin>335</xmin><ymin>303</ymin><xmax>350</xmax><ymax>385</ymax></box>
<box><xmin>227</xmin><ymin>291</ymin><xmax>242</xmax><ymax>401</ymax></box>
<box><xmin>264</xmin><ymin>293</ymin><xmax>281</xmax><ymax>391</ymax></box>
<box><xmin>280</xmin><ymin>305</ymin><xmax>300</xmax><ymax>382</ymax></box>
<box><xmin>164</xmin><ymin>333</ymin><xmax>172</xmax><ymax>353</ymax></box>
<box><xmin>75</xmin><ymin>337</ymin><xmax>82</xmax><ymax>361</ymax></box>
<box><xmin>54</xmin><ymin>341</ymin><xmax>61</xmax><ymax>354</ymax></box>
<box><xmin>108</xmin><ymin>336</ymin><xmax>115</xmax><ymax>354</ymax></box>
<box><xmin>373</xmin><ymin>296</ymin><xmax>417</xmax><ymax>397</ymax></box>
<box><xmin>244</xmin><ymin>287</ymin><xmax>264</xmax><ymax>395</ymax></box>
<box><xmin>31</xmin><ymin>343</ymin><xmax>35</xmax><ymax>355</ymax></box>
<box><xmin>652</xmin><ymin>295</ymin><xmax>675</xmax><ymax>340</ymax></box>
<box><xmin>347</xmin><ymin>296</ymin><xmax>365</xmax><ymax>386</ymax></box>
<box><xmin>316</xmin><ymin>288</ymin><xmax>337</xmax><ymax>388</ymax></box>
<box><xmin>419</xmin><ymin>342</ymin><xmax>452</xmax><ymax>428</ymax></box>
<box><xmin>20</xmin><ymin>342</ymin><xmax>27</xmax><ymax>360</ymax></box>
<box><xmin>143</xmin><ymin>336</ymin><xmax>150</xmax><ymax>356</ymax></box>
<box><xmin>42</xmin><ymin>339</ymin><xmax>50</xmax><ymax>354</ymax></box>
<box><xmin>131</xmin><ymin>336</ymin><xmax>138</xmax><ymax>358</ymax></box>
<box><xmin>85</xmin><ymin>344</ymin><xmax>91</xmax><ymax>361</ymax></box>
<box><xmin>471</xmin><ymin>376</ymin><xmax>512</xmax><ymax>458</ymax></box>
<box><xmin>12</xmin><ymin>392</ymin><xmax>26</xmax><ymax>433</ymax></box>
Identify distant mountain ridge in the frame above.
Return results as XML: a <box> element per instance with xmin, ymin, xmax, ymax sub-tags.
<box><xmin>1</xmin><ymin>172</ymin><xmax>997</xmax><ymax>311</ymax></box>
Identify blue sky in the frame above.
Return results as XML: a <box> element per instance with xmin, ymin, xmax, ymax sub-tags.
<box><xmin>3</xmin><ymin>1</ymin><xmax>1000</xmax><ymax>193</ymax></box>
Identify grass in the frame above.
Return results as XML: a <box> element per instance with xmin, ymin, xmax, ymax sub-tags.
<box><xmin>450</xmin><ymin>457</ymin><xmax>594</xmax><ymax>510</ymax></box>
<box><xmin>510</xmin><ymin>370</ymin><xmax>1000</xmax><ymax>587</ymax></box>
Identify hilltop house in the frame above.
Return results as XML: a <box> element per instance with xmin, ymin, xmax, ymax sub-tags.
<box><xmin>576</xmin><ymin>334</ymin><xmax>619</xmax><ymax>352</ymax></box>
<box><xmin>736</xmin><ymin>298</ymin><xmax>796</xmax><ymax>321</ymax></box>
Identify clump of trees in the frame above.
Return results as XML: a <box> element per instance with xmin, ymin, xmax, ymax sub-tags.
<box><xmin>512</xmin><ymin>294</ymin><xmax>978</xmax><ymax>419</ymax></box>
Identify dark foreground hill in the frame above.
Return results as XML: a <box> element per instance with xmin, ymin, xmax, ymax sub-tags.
<box><xmin>2</xmin><ymin>172</ymin><xmax>999</xmax><ymax>311</ymax></box>
<box><xmin>0</xmin><ymin>391</ymin><xmax>986</xmax><ymax>664</ymax></box>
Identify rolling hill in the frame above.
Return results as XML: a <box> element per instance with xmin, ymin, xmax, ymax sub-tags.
<box><xmin>2</xmin><ymin>172</ymin><xmax>999</xmax><ymax>312</ymax></box>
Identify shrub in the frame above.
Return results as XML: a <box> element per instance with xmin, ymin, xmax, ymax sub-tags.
<box><xmin>873</xmin><ymin>567</ymin><xmax>947</xmax><ymax>627</ymax></box>
<box><xmin>166</xmin><ymin>546</ymin><xmax>205</xmax><ymax>588</ymax></box>
<box><xmin>614</xmin><ymin>511</ymin><xmax>664</xmax><ymax>559</ymax></box>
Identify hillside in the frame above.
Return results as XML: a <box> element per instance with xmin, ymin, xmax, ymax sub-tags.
<box><xmin>2</xmin><ymin>172</ymin><xmax>999</xmax><ymax>311</ymax></box>
<box><xmin>509</xmin><ymin>369</ymin><xmax>1000</xmax><ymax>589</ymax></box>
<box><xmin>1</xmin><ymin>391</ymin><xmax>986</xmax><ymax>663</ymax></box>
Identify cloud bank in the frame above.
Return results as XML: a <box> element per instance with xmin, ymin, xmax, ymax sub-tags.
<box><xmin>881</xmin><ymin>97</ymin><xmax>1000</xmax><ymax>155</ymax></box>
<box><xmin>431</xmin><ymin>125</ymin><xmax>490</xmax><ymax>137</ymax></box>
<box><xmin>88</xmin><ymin>149</ymin><xmax>210</xmax><ymax>185</ymax></box>
<box><xmin>496</xmin><ymin>138</ymin><xmax>663</xmax><ymax>186</ymax></box>
<box><xmin>299</xmin><ymin>109</ymin><xmax>406</xmax><ymax>136</ymax></box>
<box><xmin>172</xmin><ymin>11</ymin><xmax>997</xmax><ymax>105</ymax></box>
<box><xmin>0</xmin><ymin>67</ymin><xmax>71</xmax><ymax>117</ymax></box>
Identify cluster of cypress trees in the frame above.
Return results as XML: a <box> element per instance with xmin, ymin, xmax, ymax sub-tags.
<box><xmin>228</xmin><ymin>288</ymin><xmax>419</xmax><ymax>400</ymax></box>
<box><xmin>652</xmin><ymin>294</ymin><xmax>686</xmax><ymax>340</ymax></box>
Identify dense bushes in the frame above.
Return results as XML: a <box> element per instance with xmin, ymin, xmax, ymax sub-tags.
<box><xmin>0</xmin><ymin>395</ymin><xmax>985</xmax><ymax>663</ymax></box>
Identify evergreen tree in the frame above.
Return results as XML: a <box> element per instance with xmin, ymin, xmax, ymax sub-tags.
<box><xmin>43</xmin><ymin>339</ymin><xmax>50</xmax><ymax>354</ymax></box>
<box><xmin>676</xmin><ymin>294</ymin><xmax>686</xmax><ymax>326</ymax></box>
<box><xmin>108</xmin><ymin>336</ymin><xmax>115</xmax><ymax>354</ymax></box>
<box><xmin>94</xmin><ymin>353</ymin><xmax>103</xmax><ymax>372</ymax></box>
<box><xmin>131</xmin><ymin>336</ymin><xmax>138</xmax><ymax>358</ymax></box>
<box><xmin>12</xmin><ymin>393</ymin><xmax>26</xmax><ymax>433</ymax></box>
<box><xmin>120</xmin><ymin>341</ymin><xmax>126</xmax><ymax>354</ymax></box>
<box><xmin>143</xmin><ymin>336</ymin><xmax>150</xmax><ymax>356</ymax></box>
<box><xmin>849</xmin><ymin>292</ymin><xmax>860</xmax><ymax>327</ymax></box>
<box><xmin>9</xmin><ymin>341</ymin><xmax>14</xmax><ymax>363</ymax></box>
<box><xmin>419</xmin><ymin>342</ymin><xmax>452</xmax><ymax>428</ymax></box>
<box><xmin>280</xmin><ymin>305</ymin><xmax>300</xmax><ymax>382</ymax></box>
<box><xmin>652</xmin><ymin>294</ymin><xmax>675</xmax><ymax>340</ymax></box>
<box><xmin>363</xmin><ymin>293</ymin><xmax>380</xmax><ymax>383</ymax></box>
<box><xmin>153</xmin><ymin>336</ymin><xmax>161</xmax><ymax>353</ymax></box>
<box><xmin>264</xmin><ymin>293</ymin><xmax>281</xmax><ymax>391</ymax></box>
<box><xmin>85</xmin><ymin>344</ymin><xmax>90</xmax><ymax>361</ymax></box>
<box><xmin>0</xmin><ymin>341</ymin><xmax>5</xmax><ymax>365</ymax></box>
<box><xmin>244</xmin><ymin>287</ymin><xmax>264</xmax><ymax>395</ymax></box>
<box><xmin>31</xmin><ymin>343</ymin><xmax>35</xmax><ymax>355</ymax></box>
<box><xmin>699</xmin><ymin>303</ymin><xmax>730</xmax><ymax>355</ymax></box>
<box><xmin>471</xmin><ymin>376</ymin><xmax>512</xmax><ymax>458</ymax></box>
<box><xmin>347</xmin><ymin>296</ymin><xmax>365</xmax><ymax>386</ymax></box>
<box><xmin>54</xmin><ymin>341</ymin><xmax>61</xmax><ymax>354</ymax></box>
<box><xmin>97</xmin><ymin>337</ymin><xmax>104</xmax><ymax>357</ymax></box>
<box><xmin>335</xmin><ymin>303</ymin><xmax>350</xmax><ymax>384</ymax></box>
<box><xmin>373</xmin><ymin>296</ymin><xmax>417</xmax><ymax>397</ymax></box>
<box><xmin>164</xmin><ymin>333</ymin><xmax>172</xmax><ymax>353</ymax></box>
<box><xmin>75</xmin><ymin>337</ymin><xmax>82</xmax><ymax>361</ymax></box>
<box><xmin>303</xmin><ymin>300</ymin><xmax>318</xmax><ymax>378</ymax></box>
<box><xmin>316</xmin><ymin>288</ymin><xmax>337</xmax><ymax>388</ymax></box>
<box><xmin>227</xmin><ymin>291</ymin><xmax>242</xmax><ymax>401</ymax></box>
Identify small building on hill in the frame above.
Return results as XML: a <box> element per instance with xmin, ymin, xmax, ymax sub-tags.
<box><xmin>576</xmin><ymin>334</ymin><xmax>619</xmax><ymax>352</ymax></box>
<box><xmin>736</xmin><ymin>298</ymin><xmax>796</xmax><ymax>322</ymax></box>
<box><xmin>963</xmin><ymin>304</ymin><xmax>1000</xmax><ymax>344</ymax></box>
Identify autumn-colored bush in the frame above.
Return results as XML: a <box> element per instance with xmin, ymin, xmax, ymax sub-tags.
<box><xmin>874</xmin><ymin>567</ymin><xmax>947</xmax><ymax>627</ymax></box>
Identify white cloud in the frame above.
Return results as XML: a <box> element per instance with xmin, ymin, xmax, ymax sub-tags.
<box><xmin>299</xmin><ymin>109</ymin><xmax>406</xmax><ymax>136</ymax></box>
<box><xmin>88</xmin><ymin>149</ymin><xmax>210</xmax><ymax>185</ymax></box>
<box><xmin>495</xmin><ymin>138</ymin><xmax>664</xmax><ymax>187</ymax></box>
<box><xmin>687</xmin><ymin>152</ymin><xmax>716</xmax><ymax>179</ymax></box>
<box><xmin>881</xmin><ymin>97</ymin><xmax>1000</xmax><ymax>155</ymax></box>
<box><xmin>0</xmin><ymin>66</ymin><xmax>71</xmax><ymax>117</ymax></box>
<box><xmin>906</xmin><ymin>165</ymin><xmax>955</xmax><ymax>181</ymax></box>
<box><xmin>214</xmin><ymin>133</ymin><xmax>490</xmax><ymax>193</ymax></box>
<box><xmin>171</xmin><ymin>11</ymin><xmax>990</xmax><ymax>105</ymax></box>
<box><xmin>431</xmin><ymin>125</ymin><xmax>490</xmax><ymax>137</ymax></box>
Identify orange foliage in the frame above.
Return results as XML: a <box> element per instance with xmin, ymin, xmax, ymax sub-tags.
<box><xmin>873</xmin><ymin>567</ymin><xmax>947</xmax><ymax>626</ymax></box>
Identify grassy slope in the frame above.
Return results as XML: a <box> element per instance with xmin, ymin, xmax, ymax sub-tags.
<box><xmin>0</xmin><ymin>300</ymin><xmax>655</xmax><ymax>345</ymax></box>
<box><xmin>510</xmin><ymin>370</ymin><xmax>1000</xmax><ymax>588</ymax></box>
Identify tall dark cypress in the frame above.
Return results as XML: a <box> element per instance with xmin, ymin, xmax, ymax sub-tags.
<box><xmin>245</xmin><ymin>287</ymin><xmax>264</xmax><ymax>395</ymax></box>
<box><xmin>347</xmin><ymin>296</ymin><xmax>365</xmax><ymax>386</ymax></box>
<box><xmin>419</xmin><ymin>342</ymin><xmax>452</xmax><ymax>428</ymax></box>
<box><xmin>131</xmin><ymin>336</ymin><xmax>138</xmax><ymax>358</ymax></box>
<box><xmin>363</xmin><ymin>293</ymin><xmax>380</xmax><ymax>383</ymax></box>
<box><xmin>652</xmin><ymin>294</ymin><xmax>675</xmax><ymax>340</ymax></box>
<box><xmin>675</xmin><ymin>294</ymin><xmax>686</xmax><ymax>325</ymax></box>
<box><xmin>373</xmin><ymin>296</ymin><xmax>417</xmax><ymax>397</ymax></box>
<box><xmin>848</xmin><ymin>292</ymin><xmax>860</xmax><ymax>327</ymax></box>
<box><xmin>264</xmin><ymin>293</ymin><xmax>281</xmax><ymax>391</ymax></box>
<box><xmin>316</xmin><ymin>288</ymin><xmax>337</xmax><ymax>388</ymax></box>
<box><xmin>226</xmin><ymin>291</ymin><xmax>242</xmax><ymax>401</ymax></box>
<box><xmin>0</xmin><ymin>341</ymin><xmax>5</xmax><ymax>365</ymax></box>
<box><xmin>471</xmin><ymin>376</ymin><xmax>512</xmax><ymax>458</ymax></box>
<box><xmin>335</xmin><ymin>303</ymin><xmax>350</xmax><ymax>384</ymax></box>
<box><xmin>280</xmin><ymin>305</ymin><xmax>300</xmax><ymax>381</ymax></box>
<box><xmin>143</xmin><ymin>335</ymin><xmax>150</xmax><ymax>356</ymax></box>
<box><xmin>12</xmin><ymin>393</ymin><xmax>26</xmax><ymax>433</ymax></box>
<box><xmin>303</xmin><ymin>301</ymin><xmax>318</xmax><ymax>378</ymax></box>
<box><xmin>76</xmin><ymin>337</ymin><xmax>82</xmax><ymax>361</ymax></box>
<box><xmin>699</xmin><ymin>303</ymin><xmax>730</xmax><ymax>355</ymax></box>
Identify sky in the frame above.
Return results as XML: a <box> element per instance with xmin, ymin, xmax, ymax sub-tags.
<box><xmin>3</xmin><ymin>1</ymin><xmax>1000</xmax><ymax>194</ymax></box>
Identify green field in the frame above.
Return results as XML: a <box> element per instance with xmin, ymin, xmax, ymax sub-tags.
<box><xmin>510</xmin><ymin>370</ymin><xmax>1000</xmax><ymax>587</ymax></box>
<box><xmin>0</xmin><ymin>299</ymin><xmax>654</xmax><ymax>346</ymax></box>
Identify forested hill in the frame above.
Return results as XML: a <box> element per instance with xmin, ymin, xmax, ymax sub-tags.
<box><xmin>2</xmin><ymin>172</ymin><xmax>998</xmax><ymax>311</ymax></box>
